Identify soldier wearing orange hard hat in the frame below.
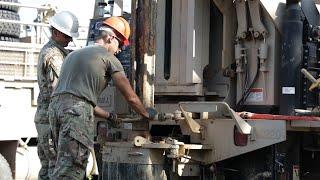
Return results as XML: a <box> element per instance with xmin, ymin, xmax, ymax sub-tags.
<box><xmin>102</xmin><ymin>16</ymin><xmax>130</xmax><ymax>46</ymax></box>
<box><xmin>48</xmin><ymin>16</ymin><xmax>157</xmax><ymax>179</ymax></box>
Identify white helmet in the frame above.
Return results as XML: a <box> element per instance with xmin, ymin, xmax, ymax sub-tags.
<box><xmin>49</xmin><ymin>11</ymin><xmax>79</xmax><ymax>38</ymax></box>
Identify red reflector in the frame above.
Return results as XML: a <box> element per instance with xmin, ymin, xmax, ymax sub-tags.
<box><xmin>234</xmin><ymin>126</ymin><xmax>248</xmax><ymax>146</ymax></box>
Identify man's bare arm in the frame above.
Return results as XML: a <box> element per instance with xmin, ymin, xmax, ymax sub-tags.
<box><xmin>112</xmin><ymin>72</ymin><xmax>149</xmax><ymax>119</ymax></box>
<box><xmin>94</xmin><ymin>106</ymin><xmax>109</xmax><ymax>119</ymax></box>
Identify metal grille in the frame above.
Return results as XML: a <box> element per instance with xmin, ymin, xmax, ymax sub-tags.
<box><xmin>0</xmin><ymin>49</ymin><xmax>38</xmax><ymax>80</ymax></box>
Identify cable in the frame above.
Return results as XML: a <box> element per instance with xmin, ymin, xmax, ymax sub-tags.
<box><xmin>236</xmin><ymin>29</ymin><xmax>261</xmax><ymax>110</ymax></box>
<box><xmin>236</xmin><ymin>56</ymin><xmax>260</xmax><ymax>110</ymax></box>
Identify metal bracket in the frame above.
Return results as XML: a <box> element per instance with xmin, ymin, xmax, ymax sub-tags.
<box><xmin>179</xmin><ymin>102</ymin><xmax>252</xmax><ymax>134</ymax></box>
<box><xmin>248</xmin><ymin>0</ymin><xmax>268</xmax><ymax>38</ymax></box>
<box><xmin>134</xmin><ymin>136</ymin><xmax>151</xmax><ymax>147</ymax></box>
<box><xmin>179</xmin><ymin>104</ymin><xmax>201</xmax><ymax>133</ymax></box>
<box><xmin>235</xmin><ymin>0</ymin><xmax>248</xmax><ymax>39</ymax></box>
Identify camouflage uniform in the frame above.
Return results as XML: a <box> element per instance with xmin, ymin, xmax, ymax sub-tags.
<box><xmin>48</xmin><ymin>94</ymin><xmax>94</xmax><ymax>179</ymax></box>
<box><xmin>34</xmin><ymin>39</ymin><xmax>68</xmax><ymax>180</ymax></box>
<box><xmin>48</xmin><ymin>45</ymin><xmax>124</xmax><ymax>179</ymax></box>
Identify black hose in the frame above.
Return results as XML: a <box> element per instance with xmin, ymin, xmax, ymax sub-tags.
<box><xmin>236</xmin><ymin>57</ymin><xmax>260</xmax><ymax>110</ymax></box>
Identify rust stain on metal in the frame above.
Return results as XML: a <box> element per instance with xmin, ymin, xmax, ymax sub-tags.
<box><xmin>132</xmin><ymin>0</ymin><xmax>157</xmax><ymax>105</ymax></box>
<box><xmin>136</xmin><ymin>0</ymin><xmax>157</xmax><ymax>55</ymax></box>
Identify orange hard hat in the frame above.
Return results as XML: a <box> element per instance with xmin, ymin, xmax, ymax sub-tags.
<box><xmin>102</xmin><ymin>16</ymin><xmax>130</xmax><ymax>46</ymax></box>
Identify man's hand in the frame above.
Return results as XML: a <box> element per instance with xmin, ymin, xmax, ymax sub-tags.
<box><xmin>146</xmin><ymin>107</ymin><xmax>158</xmax><ymax>120</ymax></box>
<box><xmin>107</xmin><ymin>112</ymin><xmax>121</xmax><ymax>128</ymax></box>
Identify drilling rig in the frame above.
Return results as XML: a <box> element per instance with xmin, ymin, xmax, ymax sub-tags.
<box><xmin>86</xmin><ymin>0</ymin><xmax>320</xmax><ymax>179</ymax></box>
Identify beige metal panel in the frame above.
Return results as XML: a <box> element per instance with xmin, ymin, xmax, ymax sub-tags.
<box><xmin>290</xmin><ymin>120</ymin><xmax>320</xmax><ymax>128</ymax></box>
<box><xmin>165</xmin><ymin>0</ymin><xmax>180</xmax><ymax>85</ymax></box>
<box><xmin>155</xmin><ymin>0</ymin><xmax>180</xmax><ymax>85</ymax></box>
<box><xmin>155</xmin><ymin>104</ymin><xmax>180</xmax><ymax>113</ymax></box>
<box><xmin>155</xmin><ymin>83</ymin><xmax>203</xmax><ymax>96</ymax></box>
<box><xmin>0</xmin><ymin>85</ymin><xmax>37</xmax><ymax>140</ymax></box>
<box><xmin>155</xmin><ymin>0</ymin><xmax>165</xmax><ymax>84</ymax></box>
<box><xmin>155</xmin><ymin>0</ymin><xmax>209</xmax><ymax>95</ymax></box>
<box><xmin>179</xmin><ymin>0</ymin><xmax>209</xmax><ymax>84</ymax></box>
<box><xmin>0</xmin><ymin>42</ymin><xmax>41</xmax><ymax>81</ymax></box>
<box><xmin>222</xmin><ymin>4</ymin><xmax>236</xmax><ymax>69</ymax></box>
<box><xmin>96</xmin><ymin>87</ymin><xmax>130</xmax><ymax>116</ymax></box>
<box><xmin>236</xmin><ymin>5</ymin><xmax>280</xmax><ymax>106</ymax></box>
<box><xmin>201</xmin><ymin>119</ymin><xmax>286</xmax><ymax>163</ymax></box>
<box><xmin>180</xmin><ymin>0</ymin><xmax>195</xmax><ymax>84</ymax></box>
<box><xmin>104</xmin><ymin>119</ymin><xmax>286</xmax><ymax>164</ymax></box>
<box><xmin>103</xmin><ymin>143</ymin><xmax>165</xmax><ymax>164</ymax></box>
<box><xmin>195</xmin><ymin>0</ymin><xmax>210</xmax><ymax>83</ymax></box>
<box><xmin>213</xmin><ymin>0</ymin><xmax>237</xmax><ymax>69</ymax></box>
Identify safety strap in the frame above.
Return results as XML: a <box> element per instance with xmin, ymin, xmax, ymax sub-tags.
<box><xmin>48</xmin><ymin>60</ymin><xmax>60</xmax><ymax>79</ymax></box>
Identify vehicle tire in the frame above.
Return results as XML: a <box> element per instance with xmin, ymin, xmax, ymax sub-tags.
<box><xmin>0</xmin><ymin>0</ymin><xmax>19</xmax><ymax>12</ymax></box>
<box><xmin>0</xmin><ymin>9</ymin><xmax>20</xmax><ymax>38</ymax></box>
<box><xmin>0</xmin><ymin>153</ymin><xmax>13</xmax><ymax>180</ymax></box>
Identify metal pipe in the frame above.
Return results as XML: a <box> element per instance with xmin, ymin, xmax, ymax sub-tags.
<box><xmin>279</xmin><ymin>3</ymin><xmax>304</xmax><ymax>115</ymax></box>
<box><xmin>295</xmin><ymin>109</ymin><xmax>320</xmax><ymax>116</ymax></box>
<box><xmin>238</xmin><ymin>112</ymin><xmax>320</xmax><ymax>121</ymax></box>
<box><xmin>301</xmin><ymin>68</ymin><xmax>317</xmax><ymax>83</ymax></box>
<box><xmin>120</xmin><ymin>117</ymin><xmax>143</xmax><ymax>122</ymax></box>
<box><xmin>135</xmin><ymin>0</ymin><xmax>156</xmax><ymax>108</ymax></box>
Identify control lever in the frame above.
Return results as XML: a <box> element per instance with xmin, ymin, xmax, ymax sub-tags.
<box><xmin>301</xmin><ymin>68</ymin><xmax>320</xmax><ymax>91</ymax></box>
<box><xmin>179</xmin><ymin>104</ymin><xmax>201</xmax><ymax>134</ymax></box>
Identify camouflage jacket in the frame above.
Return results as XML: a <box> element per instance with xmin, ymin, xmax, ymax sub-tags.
<box><xmin>35</xmin><ymin>39</ymin><xmax>69</xmax><ymax>123</ymax></box>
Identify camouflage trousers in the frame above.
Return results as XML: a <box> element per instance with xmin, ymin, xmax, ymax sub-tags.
<box><xmin>35</xmin><ymin>107</ymin><xmax>56</xmax><ymax>180</ymax></box>
<box><xmin>48</xmin><ymin>93</ymin><xmax>94</xmax><ymax>180</ymax></box>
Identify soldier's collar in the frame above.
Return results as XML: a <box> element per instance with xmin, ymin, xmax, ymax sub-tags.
<box><xmin>50</xmin><ymin>38</ymin><xmax>69</xmax><ymax>55</ymax></box>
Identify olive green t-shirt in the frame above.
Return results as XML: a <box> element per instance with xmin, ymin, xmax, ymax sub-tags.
<box><xmin>53</xmin><ymin>45</ymin><xmax>124</xmax><ymax>106</ymax></box>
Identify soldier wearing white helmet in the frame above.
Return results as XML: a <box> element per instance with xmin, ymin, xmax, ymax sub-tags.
<box><xmin>34</xmin><ymin>11</ymin><xmax>79</xmax><ymax>180</ymax></box>
<box><xmin>48</xmin><ymin>11</ymin><xmax>79</xmax><ymax>46</ymax></box>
